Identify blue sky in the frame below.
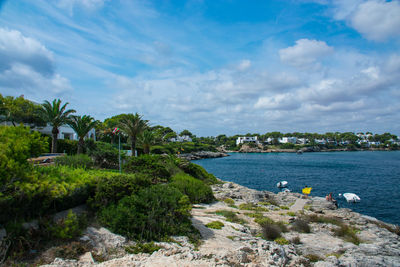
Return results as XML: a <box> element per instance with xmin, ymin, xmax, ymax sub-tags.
<box><xmin>0</xmin><ymin>0</ymin><xmax>400</xmax><ymax>136</ymax></box>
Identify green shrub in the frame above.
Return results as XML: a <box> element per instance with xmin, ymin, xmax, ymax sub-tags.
<box><xmin>177</xmin><ymin>160</ymin><xmax>219</xmax><ymax>184</ymax></box>
<box><xmin>291</xmin><ymin>219</ymin><xmax>311</xmax><ymax>233</ymax></box>
<box><xmin>88</xmin><ymin>142</ymin><xmax>123</xmax><ymax>169</ymax></box>
<box><xmin>305</xmin><ymin>254</ymin><xmax>323</xmax><ymax>262</ymax></box>
<box><xmin>286</xmin><ymin>211</ymin><xmax>296</xmax><ymax>216</ymax></box>
<box><xmin>51</xmin><ymin>210</ymin><xmax>87</xmax><ymax>240</ymax></box>
<box><xmin>88</xmin><ymin>172</ymin><xmax>152</xmax><ymax>210</ymax></box>
<box><xmin>274</xmin><ymin>237</ymin><xmax>289</xmax><ymax>245</ymax></box>
<box><xmin>55</xmin><ymin>154</ymin><xmax>94</xmax><ymax>169</ymax></box>
<box><xmin>0</xmin><ymin>125</ymin><xmax>48</xmax><ymax>190</ymax></box>
<box><xmin>333</xmin><ymin>224</ymin><xmax>361</xmax><ymax>245</ymax></box>
<box><xmin>206</xmin><ymin>221</ymin><xmax>224</xmax><ymax>229</ymax></box>
<box><xmin>223</xmin><ymin>198</ymin><xmax>235</xmax><ymax>205</ymax></box>
<box><xmin>261</xmin><ymin>223</ymin><xmax>282</xmax><ymax>240</ymax></box>
<box><xmin>280</xmin><ymin>206</ymin><xmax>289</xmax><ymax>210</ymax></box>
<box><xmin>98</xmin><ymin>184</ymin><xmax>197</xmax><ymax>241</ymax></box>
<box><xmin>56</xmin><ymin>139</ymin><xmax>78</xmax><ymax>155</ymax></box>
<box><xmin>170</xmin><ymin>173</ymin><xmax>215</xmax><ymax>204</ymax></box>
<box><xmin>254</xmin><ymin>216</ymin><xmax>275</xmax><ymax>225</ymax></box>
<box><xmin>124</xmin><ymin>154</ymin><xmax>171</xmax><ymax>182</ymax></box>
<box><xmin>125</xmin><ymin>242</ymin><xmax>161</xmax><ymax>254</ymax></box>
<box><xmin>150</xmin><ymin>145</ymin><xmax>173</xmax><ymax>155</ymax></box>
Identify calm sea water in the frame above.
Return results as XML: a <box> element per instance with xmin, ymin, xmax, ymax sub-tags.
<box><xmin>193</xmin><ymin>151</ymin><xmax>400</xmax><ymax>225</ymax></box>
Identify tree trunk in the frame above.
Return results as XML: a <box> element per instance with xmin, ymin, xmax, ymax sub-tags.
<box><xmin>51</xmin><ymin>127</ymin><xmax>59</xmax><ymax>153</ymax></box>
<box><xmin>131</xmin><ymin>137</ymin><xmax>136</xmax><ymax>157</ymax></box>
<box><xmin>144</xmin><ymin>145</ymin><xmax>150</xmax><ymax>154</ymax></box>
<box><xmin>77</xmin><ymin>138</ymin><xmax>84</xmax><ymax>154</ymax></box>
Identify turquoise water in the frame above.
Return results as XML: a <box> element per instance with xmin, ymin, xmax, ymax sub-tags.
<box><xmin>193</xmin><ymin>151</ymin><xmax>400</xmax><ymax>225</ymax></box>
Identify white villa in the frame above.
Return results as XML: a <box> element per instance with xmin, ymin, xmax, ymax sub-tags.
<box><xmin>236</xmin><ymin>136</ymin><xmax>259</xmax><ymax>145</ymax></box>
<box><xmin>279</xmin><ymin>137</ymin><xmax>297</xmax><ymax>144</ymax></box>
<box><xmin>1</xmin><ymin>121</ymin><xmax>96</xmax><ymax>141</ymax></box>
<box><xmin>169</xmin><ymin>135</ymin><xmax>192</xmax><ymax>142</ymax></box>
<box><xmin>37</xmin><ymin>124</ymin><xmax>96</xmax><ymax>141</ymax></box>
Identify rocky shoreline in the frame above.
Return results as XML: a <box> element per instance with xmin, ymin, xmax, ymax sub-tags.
<box><xmin>177</xmin><ymin>151</ymin><xmax>229</xmax><ymax>160</ymax></box>
<box><xmin>40</xmin><ymin>180</ymin><xmax>400</xmax><ymax>267</ymax></box>
<box><xmin>225</xmin><ymin>145</ymin><xmax>395</xmax><ymax>154</ymax></box>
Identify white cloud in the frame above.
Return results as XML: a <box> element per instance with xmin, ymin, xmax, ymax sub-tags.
<box><xmin>351</xmin><ymin>0</ymin><xmax>400</xmax><ymax>41</ymax></box>
<box><xmin>0</xmin><ymin>28</ymin><xmax>72</xmax><ymax>98</ymax></box>
<box><xmin>332</xmin><ymin>0</ymin><xmax>400</xmax><ymax>41</ymax></box>
<box><xmin>279</xmin><ymin>39</ymin><xmax>334</xmax><ymax>68</ymax></box>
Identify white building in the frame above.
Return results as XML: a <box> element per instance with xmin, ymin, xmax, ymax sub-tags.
<box><xmin>279</xmin><ymin>137</ymin><xmax>297</xmax><ymax>144</ymax></box>
<box><xmin>314</xmin><ymin>139</ymin><xmax>327</xmax><ymax>145</ymax></box>
<box><xmin>36</xmin><ymin>124</ymin><xmax>96</xmax><ymax>141</ymax></box>
<box><xmin>297</xmin><ymin>138</ymin><xmax>308</xmax><ymax>144</ymax></box>
<box><xmin>1</xmin><ymin>121</ymin><xmax>96</xmax><ymax>141</ymax></box>
<box><xmin>170</xmin><ymin>135</ymin><xmax>192</xmax><ymax>142</ymax></box>
<box><xmin>236</xmin><ymin>136</ymin><xmax>259</xmax><ymax>146</ymax></box>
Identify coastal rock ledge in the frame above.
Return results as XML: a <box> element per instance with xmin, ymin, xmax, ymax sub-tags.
<box><xmin>177</xmin><ymin>151</ymin><xmax>229</xmax><ymax>160</ymax></box>
<box><xmin>41</xmin><ymin>181</ymin><xmax>399</xmax><ymax>267</ymax></box>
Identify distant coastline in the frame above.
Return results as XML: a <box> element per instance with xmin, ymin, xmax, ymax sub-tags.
<box><xmin>224</xmin><ymin>147</ymin><xmax>396</xmax><ymax>154</ymax></box>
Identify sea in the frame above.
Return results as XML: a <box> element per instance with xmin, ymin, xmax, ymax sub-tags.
<box><xmin>193</xmin><ymin>151</ymin><xmax>400</xmax><ymax>225</ymax></box>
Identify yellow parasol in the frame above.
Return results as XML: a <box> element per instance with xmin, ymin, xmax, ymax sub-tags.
<box><xmin>302</xmin><ymin>187</ymin><xmax>312</xmax><ymax>195</ymax></box>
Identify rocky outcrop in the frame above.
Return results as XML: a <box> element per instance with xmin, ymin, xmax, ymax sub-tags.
<box><xmin>41</xmin><ymin>180</ymin><xmax>400</xmax><ymax>267</ymax></box>
<box><xmin>177</xmin><ymin>151</ymin><xmax>228</xmax><ymax>160</ymax></box>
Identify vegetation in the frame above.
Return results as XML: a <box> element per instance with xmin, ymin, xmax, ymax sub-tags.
<box><xmin>98</xmin><ymin>184</ymin><xmax>195</xmax><ymax>241</ymax></box>
<box><xmin>67</xmin><ymin>115</ymin><xmax>97</xmax><ymax>154</ymax></box>
<box><xmin>125</xmin><ymin>242</ymin><xmax>162</xmax><ymax>254</ymax></box>
<box><xmin>170</xmin><ymin>173</ymin><xmax>215</xmax><ymax>204</ymax></box>
<box><xmin>39</xmin><ymin>99</ymin><xmax>76</xmax><ymax>153</ymax></box>
<box><xmin>54</xmin><ymin>154</ymin><xmax>94</xmax><ymax>169</ymax></box>
<box><xmin>206</xmin><ymin>221</ymin><xmax>224</xmax><ymax>229</ymax></box>
<box><xmin>305</xmin><ymin>254</ymin><xmax>323</xmax><ymax>262</ymax></box>
<box><xmin>274</xmin><ymin>237</ymin><xmax>289</xmax><ymax>245</ymax></box>
<box><xmin>119</xmin><ymin>113</ymin><xmax>149</xmax><ymax>155</ymax></box>
<box><xmin>291</xmin><ymin>219</ymin><xmax>311</xmax><ymax>233</ymax></box>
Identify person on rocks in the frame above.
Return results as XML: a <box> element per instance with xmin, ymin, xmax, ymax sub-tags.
<box><xmin>326</xmin><ymin>192</ymin><xmax>338</xmax><ymax>207</ymax></box>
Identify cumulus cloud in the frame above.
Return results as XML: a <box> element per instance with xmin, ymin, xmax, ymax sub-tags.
<box><xmin>332</xmin><ymin>0</ymin><xmax>400</xmax><ymax>41</ymax></box>
<box><xmin>279</xmin><ymin>39</ymin><xmax>334</xmax><ymax>68</ymax></box>
<box><xmin>0</xmin><ymin>28</ymin><xmax>71</xmax><ymax>98</ymax></box>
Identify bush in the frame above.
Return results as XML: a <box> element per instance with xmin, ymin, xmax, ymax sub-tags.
<box><xmin>55</xmin><ymin>154</ymin><xmax>94</xmax><ymax>169</ymax></box>
<box><xmin>274</xmin><ymin>237</ymin><xmax>289</xmax><ymax>245</ymax></box>
<box><xmin>291</xmin><ymin>236</ymin><xmax>301</xmax><ymax>244</ymax></box>
<box><xmin>51</xmin><ymin>210</ymin><xmax>87</xmax><ymax>240</ymax></box>
<box><xmin>0</xmin><ymin>125</ymin><xmax>48</xmax><ymax>189</ymax></box>
<box><xmin>261</xmin><ymin>223</ymin><xmax>282</xmax><ymax>240</ymax></box>
<box><xmin>177</xmin><ymin>160</ymin><xmax>219</xmax><ymax>184</ymax></box>
<box><xmin>124</xmin><ymin>154</ymin><xmax>171</xmax><ymax>182</ymax></box>
<box><xmin>305</xmin><ymin>254</ymin><xmax>323</xmax><ymax>262</ymax></box>
<box><xmin>98</xmin><ymin>184</ymin><xmax>196</xmax><ymax>241</ymax></box>
<box><xmin>291</xmin><ymin>219</ymin><xmax>311</xmax><ymax>233</ymax></box>
<box><xmin>88</xmin><ymin>172</ymin><xmax>152</xmax><ymax>210</ymax></box>
<box><xmin>88</xmin><ymin>142</ymin><xmax>123</xmax><ymax>169</ymax></box>
<box><xmin>333</xmin><ymin>224</ymin><xmax>361</xmax><ymax>245</ymax></box>
<box><xmin>170</xmin><ymin>173</ymin><xmax>215</xmax><ymax>204</ymax></box>
<box><xmin>125</xmin><ymin>242</ymin><xmax>161</xmax><ymax>254</ymax></box>
<box><xmin>150</xmin><ymin>145</ymin><xmax>173</xmax><ymax>155</ymax></box>
<box><xmin>206</xmin><ymin>221</ymin><xmax>224</xmax><ymax>229</ymax></box>
<box><xmin>56</xmin><ymin>139</ymin><xmax>78</xmax><ymax>155</ymax></box>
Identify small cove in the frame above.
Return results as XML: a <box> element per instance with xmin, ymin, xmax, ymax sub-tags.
<box><xmin>194</xmin><ymin>151</ymin><xmax>400</xmax><ymax>225</ymax></box>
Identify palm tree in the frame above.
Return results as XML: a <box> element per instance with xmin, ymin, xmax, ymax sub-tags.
<box><xmin>67</xmin><ymin>115</ymin><xmax>97</xmax><ymax>154</ymax></box>
<box><xmin>40</xmin><ymin>99</ymin><xmax>76</xmax><ymax>153</ymax></box>
<box><xmin>139</xmin><ymin>130</ymin><xmax>155</xmax><ymax>154</ymax></box>
<box><xmin>119</xmin><ymin>113</ymin><xmax>148</xmax><ymax>156</ymax></box>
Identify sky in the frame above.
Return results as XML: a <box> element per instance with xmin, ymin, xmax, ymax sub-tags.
<box><xmin>0</xmin><ymin>0</ymin><xmax>399</xmax><ymax>136</ymax></box>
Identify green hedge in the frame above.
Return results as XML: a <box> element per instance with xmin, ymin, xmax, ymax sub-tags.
<box><xmin>177</xmin><ymin>160</ymin><xmax>219</xmax><ymax>184</ymax></box>
<box><xmin>124</xmin><ymin>154</ymin><xmax>171</xmax><ymax>182</ymax></box>
<box><xmin>99</xmin><ymin>184</ymin><xmax>194</xmax><ymax>241</ymax></box>
<box><xmin>88</xmin><ymin>172</ymin><xmax>152</xmax><ymax>210</ymax></box>
<box><xmin>170</xmin><ymin>173</ymin><xmax>215</xmax><ymax>204</ymax></box>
